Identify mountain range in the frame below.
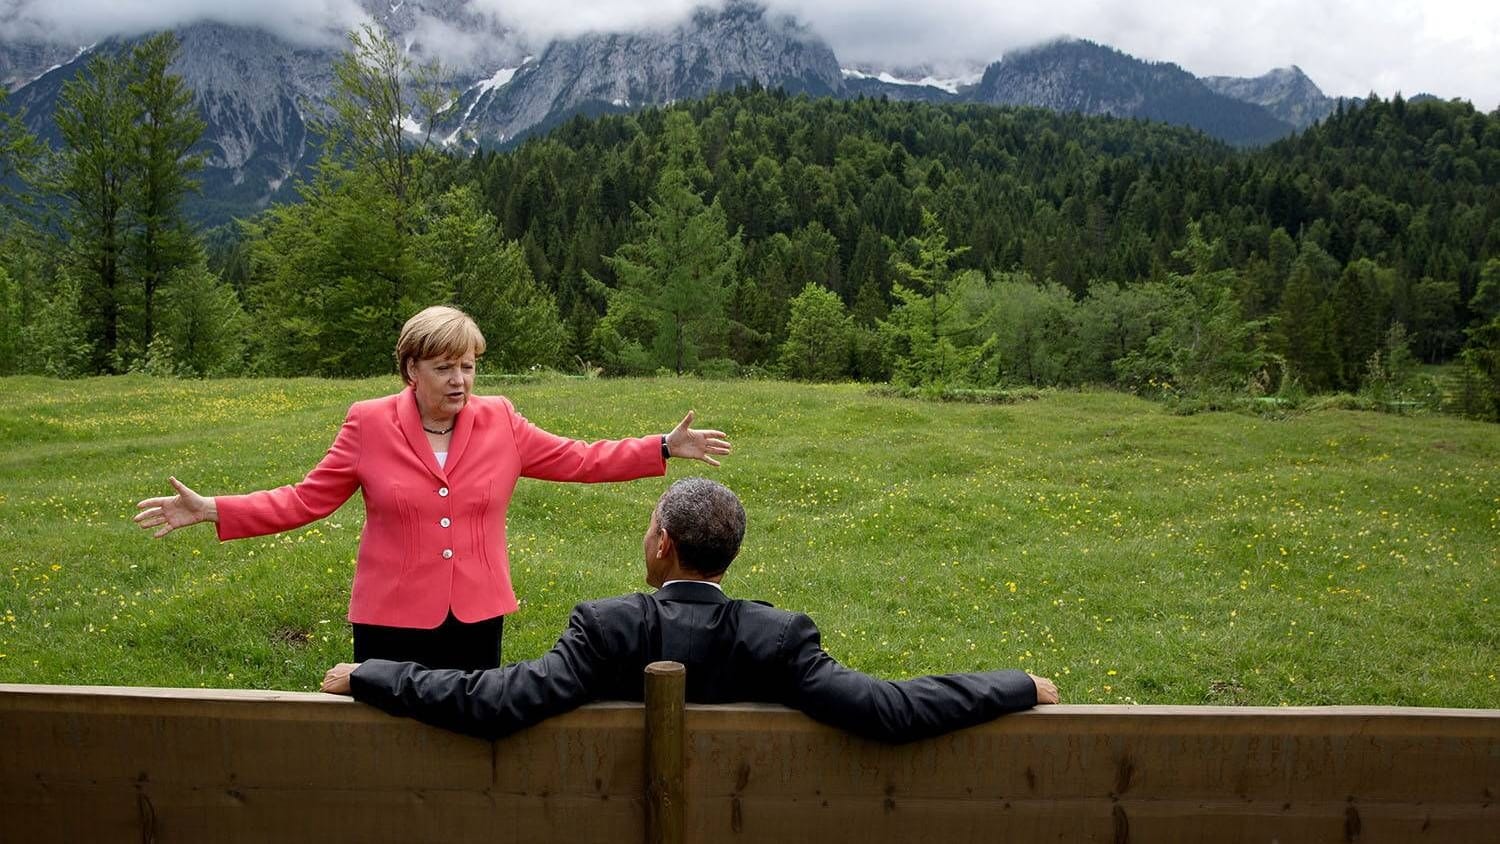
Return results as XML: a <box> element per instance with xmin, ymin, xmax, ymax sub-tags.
<box><xmin>2</xmin><ymin>0</ymin><xmax>1358</xmax><ymax>225</ymax></box>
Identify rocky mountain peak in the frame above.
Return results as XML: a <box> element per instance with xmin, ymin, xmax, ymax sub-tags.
<box><xmin>1</xmin><ymin>39</ymin><xmax>87</xmax><ymax>92</ymax></box>
<box><xmin>1202</xmin><ymin>64</ymin><xmax>1334</xmax><ymax>129</ymax></box>
<box><xmin>433</xmin><ymin>0</ymin><xmax>842</xmax><ymax>149</ymax></box>
<box><xmin>970</xmin><ymin>38</ymin><xmax>1294</xmax><ymax>146</ymax></box>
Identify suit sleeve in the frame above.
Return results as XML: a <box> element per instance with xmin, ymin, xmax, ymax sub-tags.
<box><xmin>349</xmin><ymin>603</ymin><xmax>609</xmax><ymax>740</ymax></box>
<box><xmin>509</xmin><ymin>402</ymin><xmax>666</xmax><ymax>483</ymax></box>
<box><xmin>778</xmin><ymin>612</ymin><xmax>1038</xmax><ymax>743</ymax></box>
<box><xmin>214</xmin><ymin>405</ymin><xmax>362</xmax><ymax>541</ymax></box>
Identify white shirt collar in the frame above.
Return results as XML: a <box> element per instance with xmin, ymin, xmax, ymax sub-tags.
<box><xmin>662</xmin><ymin>579</ymin><xmax>723</xmax><ymax>591</ymax></box>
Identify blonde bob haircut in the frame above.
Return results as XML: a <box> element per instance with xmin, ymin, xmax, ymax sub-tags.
<box><xmin>395</xmin><ymin>306</ymin><xmax>487</xmax><ymax>384</ymax></box>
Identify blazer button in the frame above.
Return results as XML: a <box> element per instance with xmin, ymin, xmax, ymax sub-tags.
<box><xmin>442</xmin><ymin>549</ymin><xmax>454</xmax><ymax>559</ymax></box>
<box><xmin>440</xmin><ymin>517</ymin><xmax>451</xmax><ymax>528</ymax></box>
<box><xmin>438</xmin><ymin>487</ymin><xmax>449</xmax><ymax>497</ymax></box>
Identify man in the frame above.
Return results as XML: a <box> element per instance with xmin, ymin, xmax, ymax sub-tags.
<box><xmin>322</xmin><ymin>478</ymin><xmax>1058</xmax><ymax>743</ymax></box>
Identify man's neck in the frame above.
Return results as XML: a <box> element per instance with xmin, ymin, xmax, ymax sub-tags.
<box><xmin>652</xmin><ymin>557</ymin><xmax>725</xmax><ymax>588</ymax></box>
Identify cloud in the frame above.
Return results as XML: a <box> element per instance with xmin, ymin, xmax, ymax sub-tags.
<box><xmin>404</xmin><ymin>14</ymin><xmax>510</xmax><ymax>71</ymax></box>
<box><xmin>753</xmin><ymin>0</ymin><xmax>1500</xmax><ymax>107</ymax></box>
<box><xmin>468</xmin><ymin>0</ymin><xmax>1500</xmax><ymax>107</ymax></box>
<box><xmin>464</xmin><ymin>0</ymin><xmax>708</xmax><ymax>43</ymax></box>
<box><xmin>2</xmin><ymin>0</ymin><xmax>1497</xmax><ymax>107</ymax></box>
<box><xmin>0</xmin><ymin>0</ymin><xmax>369</xmax><ymax>49</ymax></box>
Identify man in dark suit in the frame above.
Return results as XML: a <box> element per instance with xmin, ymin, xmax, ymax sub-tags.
<box><xmin>321</xmin><ymin>478</ymin><xmax>1058</xmax><ymax>742</ymax></box>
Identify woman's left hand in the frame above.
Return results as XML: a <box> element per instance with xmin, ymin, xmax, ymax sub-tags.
<box><xmin>665</xmin><ymin>411</ymin><xmax>732</xmax><ymax>467</ymax></box>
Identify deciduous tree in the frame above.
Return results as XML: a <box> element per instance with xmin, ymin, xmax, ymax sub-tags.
<box><xmin>779</xmin><ymin>283</ymin><xmax>851</xmax><ymax>381</ymax></box>
<box><xmin>411</xmin><ymin>186</ymin><xmax>565</xmax><ymax>371</ymax></box>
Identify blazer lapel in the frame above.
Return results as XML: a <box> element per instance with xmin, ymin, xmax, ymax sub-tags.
<box><xmin>396</xmin><ymin>386</ymin><xmax>446</xmax><ymax>481</ymax></box>
<box><xmin>442</xmin><ymin>398</ymin><xmax>477</xmax><ymax>476</ymax></box>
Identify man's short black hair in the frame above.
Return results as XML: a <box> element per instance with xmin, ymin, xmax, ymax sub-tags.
<box><xmin>657</xmin><ymin>477</ymin><xmax>746</xmax><ymax>577</ymax></box>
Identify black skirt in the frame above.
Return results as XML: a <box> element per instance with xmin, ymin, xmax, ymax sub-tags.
<box><xmin>351</xmin><ymin>611</ymin><xmax>504</xmax><ymax>670</ymax></box>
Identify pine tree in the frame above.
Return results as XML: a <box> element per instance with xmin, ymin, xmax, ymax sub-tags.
<box><xmin>1276</xmin><ymin>242</ymin><xmax>1340</xmax><ymax>390</ymax></box>
<box><xmin>659</xmin><ymin>111</ymin><xmax>712</xmax><ymax>190</ymax></box>
<box><xmin>1467</xmin><ymin>258</ymin><xmax>1500</xmax><ymax>324</ymax></box>
<box><xmin>846</xmin><ymin>225</ymin><xmax>890</xmax><ymax>311</ymax></box>
<box><xmin>0</xmin><ymin>96</ymin><xmax>43</xmax><ymax>372</ymax></box>
<box><xmin>788</xmin><ymin>222</ymin><xmax>843</xmax><ymax>299</ymax></box>
<box><xmin>1330</xmin><ymin>259</ymin><xmax>1391</xmax><ymax>390</ymax></box>
<box><xmin>726</xmin><ymin>275</ymin><xmax>775</xmax><ymax>365</ymax></box>
<box><xmin>881</xmin><ymin>209</ymin><xmax>970</xmax><ymax>386</ymax></box>
<box><xmin>597</xmin><ymin>169</ymin><xmax>742</xmax><ymax>374</ymax></box>
<box><xmin>54</xmin><ymin>48</ymin><xmax>139</xmax><ymax>371</ymax></box>
<box><xmin>0</xmin><ymin>87</ymin><xmax>43</xmax><ymax>213</ymax></box>
<box><xmin>0</xmin><ymin>265</ymin><xmax>19</xmax><ymax>374</ymax></box>
<box><xmin>1412</xmin><ymin>278</ymin><xmax>1462</xmax><ymax>363</ymax></box>
<box><xmin>125</xmin><ymin>31</ymin><xmax>205</xmax><ymax>350</ymax></box>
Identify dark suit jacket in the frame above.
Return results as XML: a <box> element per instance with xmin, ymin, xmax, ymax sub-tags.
<box><xmin>351</xmin><ymin>581</ymin><xmax>1038</xmax><ymax>743</ymax></box>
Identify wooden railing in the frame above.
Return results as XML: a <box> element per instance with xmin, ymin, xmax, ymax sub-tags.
<box><xmin>2</xmin><ymin>671</ymin><xmax>1497</xmax><ymax>843</ymax></box>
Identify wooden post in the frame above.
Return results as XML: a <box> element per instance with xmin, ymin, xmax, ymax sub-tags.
<box><xmin>644</xmin><ymin>661</ymin><xmax>686</xmax><ymax>844</ymax></box>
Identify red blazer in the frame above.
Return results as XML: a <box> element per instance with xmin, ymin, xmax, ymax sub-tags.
<box><xmin>215</xmin><ymin>387</ymin><xmax>666</xmax><ymax>628</ymax></box>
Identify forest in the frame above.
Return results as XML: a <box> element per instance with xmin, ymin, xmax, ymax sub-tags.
<box><xmin>2</xmin><ymin>30</ymin><xmax>1497</xmax><ymax>418</ymax></box>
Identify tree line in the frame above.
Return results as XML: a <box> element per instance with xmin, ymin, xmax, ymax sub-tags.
<box><xmin>2</xmin><ymin>33</ymin><xmax>214</xmax><ymax>376</ymax></box>
<box><xmin>2</xmin><ymin>29</ymin><xmax>1497</xmax><ymax>419</ymax></box>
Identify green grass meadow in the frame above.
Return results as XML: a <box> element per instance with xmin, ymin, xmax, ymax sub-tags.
<box><xmin>0</xmin><ymin>375</ymin><xmax>1495</xmax><ymax>707</ymax></box>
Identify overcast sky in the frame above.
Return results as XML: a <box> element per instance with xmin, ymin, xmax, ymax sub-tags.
<box><xmin>3</xmin><ymin>0</ymin><xmax>1497</xmax><ymax>108</ymax></box>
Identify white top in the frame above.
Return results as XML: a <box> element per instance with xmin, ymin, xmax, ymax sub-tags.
<box><xmin>434</xmin><ymin>451</ymin><xmax>448</xmax><ymax>468</ymax></box>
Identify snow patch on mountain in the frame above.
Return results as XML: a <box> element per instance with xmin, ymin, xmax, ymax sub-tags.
<box><xmin>475</xmin><ymin>59</ymin><xmax>527</xmax><ymax>95</ymax></box>
<box><xmin>840</xmin><ymin>66</ymin><xmax>979</xmax><ymax>94</ymax></box>
<box><xmin>28</xmin><ymin>42</ymin><xmax>92</xmax><ymax>84</ymax></box>
<box><xmin>443</xmin><ymin>57</ymin><xmax>530</xmax><ymax>146</ymax></box>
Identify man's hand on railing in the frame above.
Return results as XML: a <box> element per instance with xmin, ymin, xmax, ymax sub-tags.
<box><xmin>1029</xmin><ymin>674</ymin><xmax>1059</xmax><ymax>704</ymax></box>
<box><xmin>322</xmin><ymin>663</ymin><xmax>361</xmax><ymax>695</ymax></box>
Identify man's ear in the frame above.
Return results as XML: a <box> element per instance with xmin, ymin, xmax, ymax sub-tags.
<box><xmin>656</xmin><ymin>527</ymin><xmax>675</xmax><ymax>560</ymax></box>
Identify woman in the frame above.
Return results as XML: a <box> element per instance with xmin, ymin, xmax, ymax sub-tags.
<box><xmin>134</xmin><ymin>306</ymin><xmax>730</xmax><ymax>670</ymax></box>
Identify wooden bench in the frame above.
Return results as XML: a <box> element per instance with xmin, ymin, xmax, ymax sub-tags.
<box><xmin>2</xmin><ymin>669</ymin><xmax>1496</xmax><ymax>842</ymax></box>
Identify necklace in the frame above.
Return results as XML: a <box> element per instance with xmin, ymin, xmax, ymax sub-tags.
<box><xmin>423</xmin><ymin>423</ymin><xmax>455</xmax><ymax>435</ymax></box>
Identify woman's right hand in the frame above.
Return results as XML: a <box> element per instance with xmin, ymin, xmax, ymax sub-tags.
<box><xmin>134</xmin><ymin>476</ymin><xmax>217</xmax><ymax>538</ymax></box>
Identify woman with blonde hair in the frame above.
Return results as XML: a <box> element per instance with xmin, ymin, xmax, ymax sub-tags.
<box><xmin>134</xmin><ymin>305</ymin><xmax>730</xmax><ymax>670</ymax></box>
